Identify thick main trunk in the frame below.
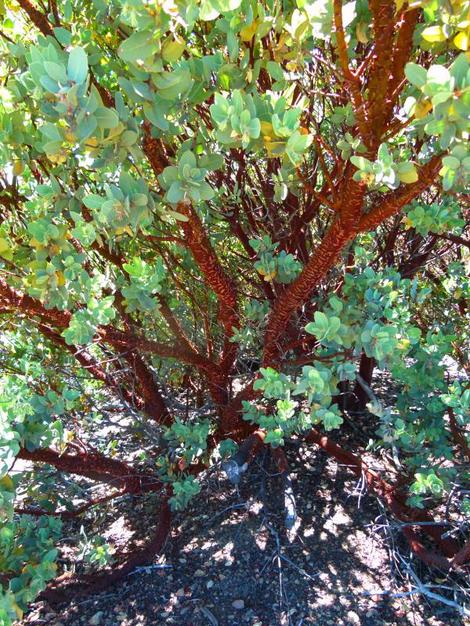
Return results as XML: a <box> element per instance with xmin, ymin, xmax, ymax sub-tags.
<box><xmin>263</xmin><ymin>221</ymin><xmax>354</xmax><ymax>364</ymax></box>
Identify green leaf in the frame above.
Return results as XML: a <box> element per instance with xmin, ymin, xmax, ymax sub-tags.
<box><xmin>118</xmin><ymin>31</ymin><xmax>156</xmax><ymax>63</ymax></box>
<box><xmin>40</xmin><ymin>75</ymin><xmax>60</xmax><ymax>93</ymax></box>
<box><xmin>53</xmin><ymin>27</ymin><xmax>72</xmax><ymax>46</ymax></box>
<box><xmin>216</xmin><ymin>0</ymin><xmax>242</xmax><ymax>9</ymax></box>
<box><xmin>377</xmin><ymin>144</ymin><xmax>392</xmax><ymax>167</ymax></box>
<box><xmin>82</xmin><ymin>194</ymin><xmax>103</xmax><ymax>210</ymax></box>
<box><xmin>94</xmin><ymin>107</ymin><xmax>120</xmax><ymax>129</ymax></box>
<box><xmin>143</xmin><ymin>102</ymin><xmax>170</xmax><ymax>131</ymax></box>
<box><xmin>41</xmin><ymin>123</ymin><xmax>62</xmax><ymax>141</ymax></box>
<box><xmin>67</xmin><ymin>47</ymin><xmax>88</xmax><ymax>84</ymax></box>
<box><xmin>285</xmin><ymin>131</ymin><xmax>309</xmax><ymax>164</ymax></box>
<box><xmin>442</xmin><ymin>155</ymin><xmax>460</xmax><ymax>170</ymax></box>
<box><xmin>264</xmin><ymin>428</ymin><xmax>283</xmax><ymax>446</ymax></box>
<box><xmin>199</xmin><ymin>0</ymin><xmax>220</xmax><ymax>20</ymax></box>
<box><xmin>305</xmin><ymin>311</ymin><xmax>329</xmax><ymax>340</ymax></box>
<box><xmin>266</xmin><ymin>61</ymin><xmax>284</xmax><ymax>82</ymax></box>
<box><xmin>405</xmin><ymin>63</ymin><xmax>427</xmax><ymax>88</ymax></box>
<box><xmin>322</xmin><ymin>410</ymin><xmax>343</xmax><ymax>431</ymax></box>
<box><xmin>396</xmin><ymin>162</ymin><xmax>418</xmax><ymax>184</ymax></box>
<box><xmin>44</xmin><ymin>61</ymin><xmax>67</xmax><ymax>83</ymax></box>
<box><xmin>167</xmin><ymin>181</ymin><xmax>184</xmax><ymax>203</ymax></box>
<box><xmin>179</xmin><ymin>150</ymin><xmax>197</xmax><ymax>172</ymax></box>
<box><xmin>162</xmin><ymin>36</ymin><xmax>185</xmax><ymax>63</ymax></box>
<box><xmin>426</xmin><ymin>65</ymin><xmax>452</xmax><ymax>89</ymax></box>
<box><xmin>350</xmin><ymin>156</ymin><xmax>372</xmax><ymax>171</ymax></box>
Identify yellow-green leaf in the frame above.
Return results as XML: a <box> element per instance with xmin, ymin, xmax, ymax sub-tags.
<box><xmin>162</xmin><ymin>36</ymin><xmax>186</xmax><ymax>63</ymax></box>
<box><xmin>454</xmin><ymin>30</ymin><xmax>469</xmax><ymax>51</ymax></box>
<box><xmin>0</xmin><ymin>238</ymin><xmax>10</xmax><ymax>254</ymax></box>
<box><xmin>397</xmin><ymin>162</ymin><xmax>419</xmax><ymax>184</ymax></box>
<box><xmin>422</xmin><ymin>25</ymin><xmax>447</xmax><ymax>43</ymax></box>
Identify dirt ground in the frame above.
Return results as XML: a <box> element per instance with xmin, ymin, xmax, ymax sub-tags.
<box><xmin>21</xmin><ymin>436</ymin><xmax>468</xmax><ymax>626</ymax></box>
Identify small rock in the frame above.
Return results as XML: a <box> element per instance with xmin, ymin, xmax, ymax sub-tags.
<box><xmin>232</xmin><ymin>599</ymin><xmax>245</xmax><ymax>610</ymax></box>
<box><xmin>29</xmin><ymin>611</ymin><xmax>44</xmax><ymax>622</ymax></box>
<box><xmin>89</xmin><ymin>612</ymin><xmax>104</xmax><ymax>626</ymax></box>
<box><xmin>206</xmin><ymin>580</ymin><xmax>214</xmax><ymax>589</ymax></box>
<box><xmin>347</xmin><ymin>610</ymin><xmax>360</xmax><ymax>624</ymax></box>
<box><xmin>194</xmin><ymin>569</ymin><xmax>205</xmax><ymax>577</ymax></box>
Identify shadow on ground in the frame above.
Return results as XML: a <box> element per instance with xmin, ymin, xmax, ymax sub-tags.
<box><xmin>22</xmin><ymin>440</ymin><xmax>465</xmax><ymax>626</ymax></box>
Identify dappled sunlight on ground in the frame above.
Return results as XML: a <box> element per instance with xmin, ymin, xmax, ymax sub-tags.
<box><xmin>20</xmin><ymin>441</ymin><xmax>466</xmax><ymax>626</ymax></box>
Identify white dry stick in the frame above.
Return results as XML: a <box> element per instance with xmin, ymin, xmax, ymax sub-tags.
<box><xmin>127</xmin><ymin>564</ymin><xmax>172</xmax><ymax>576</ymax></box>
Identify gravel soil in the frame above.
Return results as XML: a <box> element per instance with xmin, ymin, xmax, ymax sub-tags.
<box><xmin>21</xmin><ymin>435</ymin><xmax>467</xmax><ymax>626</ymax></box>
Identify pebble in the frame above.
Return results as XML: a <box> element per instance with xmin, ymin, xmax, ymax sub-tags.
<box><xmin>194</xmin><ymin>569</ymin><xmax>205</xmax><ymax>577</ymax></box>
<box><xmin>44</xmin><ymin>614</ymin><xmax>58</xmax><ymax>621</ymax></box>
<box><xmin>206</xmin><ymin>580</ymin><xmax>214</xmax><ymax>588</ymax></box>
<box><xmin>347</xmin><ymin>610</ymin><xmax>360</xmax><ymax>624</ymax></box>
<box><xmin>89</xmin><ymin>612</ymin><xmax>104</xmax><ymax>626</ymax></box>
<box><xmin>232</xmin><ymin>599</ymin><xmax>245</xmax><ymax>609</ymax></box>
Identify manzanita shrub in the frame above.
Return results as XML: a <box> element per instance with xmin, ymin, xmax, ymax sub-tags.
<box><xmin>0</xmin><ymin>0</ymin><xmax>469</xmax><ymax>621</ymax></box>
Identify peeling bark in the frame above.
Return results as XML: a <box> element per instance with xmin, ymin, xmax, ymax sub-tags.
<box><xmin>17</xmin><ymin>447</ymin><xmax>157</xmax><ymax>494</ymax></box>
<box><xmin>17</xmin><ymin>0</ymin><xmax>54</xmax><ymax>37</ymax></box>
<box><xmin>366</xmin><ymin>0</ymin><xmax>397</xmax><ymax>145</ymax></box>
<box><xmin>178</xmin><ymin>201</ymin><xmax>240</xmax><ymax>401</ymax></box>
<box><xmin>264</xmin><ymin>180</ymin><xmax>365</xmax><ymax>365</ymax></box>
<box><xmin>385</xmin><ymin>8</ymin><xmax>420</xmax><ymax>123</ymax></box>
<box><xmin>142</xmin><ymin>121</ymin><xmax>169</xmax><ymax>177</ymax></box>
<box><xmin>358</xmin><ymin>156</ymin><xmax>442</xmax><ymax>233</ymax></box>
<box><xmin>179</xmin><ymin>202</ymin><xmax>238</xmax><ymax>338</ymax></box>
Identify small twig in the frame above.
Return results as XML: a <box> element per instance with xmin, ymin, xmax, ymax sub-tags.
<box><xmin>279</xmin><ymin>554</ymin><xmax>320</xmax><ymax>584</ymax></box>
<box><xmin>398</xmin><ymin>554</ymin><xmax>470</xmax><ymax>617</ymax></box>
<box><xmin>127</xmin><ymin>563</ymin><xmax>172</xmax><ymax>576</ymax></box>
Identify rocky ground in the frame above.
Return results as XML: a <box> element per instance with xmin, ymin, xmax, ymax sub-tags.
<box><xmin>21</xmin><ymin>433</ymin><xmax>468</xmax><ymax>626</ymax></box>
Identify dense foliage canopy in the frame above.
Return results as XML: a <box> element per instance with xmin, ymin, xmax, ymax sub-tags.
<box><xmin>0</xmin><ymin>0</ymin><xmax>468</xmax><ymax>622</ymax></box>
